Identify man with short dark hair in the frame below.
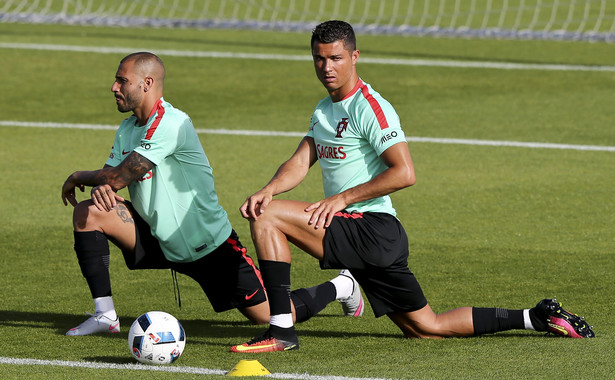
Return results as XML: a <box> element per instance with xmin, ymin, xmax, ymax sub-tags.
<box><xmin>230</xmin><ymin>20</ymin><xmax>594</xmax><ymax>353</ymax></box>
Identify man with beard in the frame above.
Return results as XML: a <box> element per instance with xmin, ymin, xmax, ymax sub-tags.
<box><xmin>61</xmin><ymin>52</ymin><xmax>364</xmax><ymax>336</ymax></box>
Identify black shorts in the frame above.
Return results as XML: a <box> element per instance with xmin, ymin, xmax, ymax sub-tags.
<box><xmin>322</xmin><ymin>211</ymin><xmax>428</xmax><ymax>317</ymax></box>
<box><xmin>122</xmin><ymin>201</ymin><xmax>267</xmax><ymax>312</ymax></box>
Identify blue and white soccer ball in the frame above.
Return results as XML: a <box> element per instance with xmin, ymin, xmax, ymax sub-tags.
<box><xmin>128</xmin><ymin>311</ymin><xmax>186</xmax><ymax>365</ymax></box>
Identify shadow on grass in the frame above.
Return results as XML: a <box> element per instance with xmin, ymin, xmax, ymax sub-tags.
<box><xmin>0</xmin><ymin>309</ymin><xmax>404</xmax><ymax>341</ymax></box>
<box><xmin>0</xmin><ymin>310</ymin><xmax>563</xmax><ymax>365</ymax></box>
<box><xmin>0</xmin><ymin>309</ymin><xmax>561</xmax><ymax>340</ymax></box>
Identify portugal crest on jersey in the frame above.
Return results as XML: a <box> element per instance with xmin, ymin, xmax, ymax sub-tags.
<box><xmin>335</xmin><ymin>118</ymin><xmax>349</xmax><ymax>138</ymax></box>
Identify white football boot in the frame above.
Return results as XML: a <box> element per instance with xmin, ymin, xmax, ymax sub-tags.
<box><xmin>337</xmin><ymin>269</ymin><xmax>365</xmax><ymax>317</ymax></box>
<box><xmin>66</xmin><ymin>312</ymin><xmax>120</xmax><ymax>336</ymax></box>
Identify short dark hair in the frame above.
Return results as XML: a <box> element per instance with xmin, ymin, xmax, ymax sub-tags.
<box><xmin>121</xmin><ymin>52</ymin><xmax>165</xmax><ymax>70</ymax></box>
<box><xmin>311</xmin><ymin>20</ymin><xmax>356</xmax><ymax>51</ymax></box>
<box><xmin>120</xmin><ymin>52</ymin><xmax>166</xmax><ymax>84</ymax></box>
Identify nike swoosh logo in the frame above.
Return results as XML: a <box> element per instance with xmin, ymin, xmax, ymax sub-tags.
<box><xmin>232</xmin><ymin>342</ymin><xmax>280</xmax><ymax>352</ymax></box>
<box><xmin>245</xmin><ymin>289</ymin><xmax>259</xmax><ymax>300</ymax></box>
<box><xmin>122</xmin><ymin>150</ymin><xmax>131</xmax><ymax>155</ymax></box>
<box><xmin>109</xmin><ymin>323</ymin><xmax>119</xmax><ymax>331</ymax></box>
<box><xmin>548</xmin><ymin>323</ymin><xmax>569</xmax><ymax>336</ymax></box>
<box><xmin>231</xmin><ymin>340</ymin><xmax>297</xmax><ymax>353</ymax></box>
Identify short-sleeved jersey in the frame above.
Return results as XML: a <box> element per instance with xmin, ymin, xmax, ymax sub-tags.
<box><xmin>306</xmin><ymin>79</ymin><xmax>407</xmax><ymax>216</ymax></box>
<box><xmin>106</xmin><ymin>98</ymin><xmax>232</xmax><ymax>263</ymax></box>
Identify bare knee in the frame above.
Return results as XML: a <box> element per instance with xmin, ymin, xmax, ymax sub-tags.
<box><xmin>389</xmin><ymin>305</ymin><xmax>475</xmax><ymax>338</ymax></box>
<box><xmin>395</xmin><ymin>320</ymin><xmax>440</xmax><ymax>339</ymax></box>
<box><xmin>388</xmin><ymin>306</ymin><xmax>444</xmax><ymax>339</ymax></box>
<box><xmin>251</xmin><ymin>200</ymin><xmax>284</xmax><ymax>228</ymax></box>
<box><xmin>249</xmin><ymin>200</ymin><xmax>287</xmax><ymax>241</ymax></box>
<box><xmin>73</xmin><ymin>200</ymin><xmax>124</xmax><ymax>232</ymax></box>
<box><xmin>73</xmin><ymin>200</ymin><xmax>98</xmax><ymax>231</ymax></box>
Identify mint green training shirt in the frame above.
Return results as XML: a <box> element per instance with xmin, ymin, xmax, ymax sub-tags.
<box><xmin>307</xmin><ymin>79</ymin><xmax>408</xmax><ymax>216</ymax></box>
<box><xmin>106</xmin><ymin>98</ymin><xmax>232</xmax><ymax>262</ymax></box>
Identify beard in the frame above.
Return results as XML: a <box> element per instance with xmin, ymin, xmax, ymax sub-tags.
<box><xmin>116</xmin><ymin>90</ymin><xmax>142</xmax><ymax>113</ymax></box>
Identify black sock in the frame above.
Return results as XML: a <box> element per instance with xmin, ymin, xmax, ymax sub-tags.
<box><xmin>258</xmin><ymin>260</ymin><xmax>296</xmax><ymax>341</ymax></box>
<box><xmin>291</xmin><ymin>282</ymin><xmax>337</xmax><ymax>323</ymax></box>
<box><xmin>472</xmin><ymin>307</ymin><xmax>525</xmax><ymax>335</ymax></box>
<box><xmin>74</xmin><ymin>231</ymin><xmax>111</xmax><ymax>298</ymax></box>
<box><xmin>528</xmin><ymin>305</ymin><xmax>548</xmax><ymax>331</ymax></box>
<box><xmin>268</xmin><ymin>324</ymin><xmax>297</xmax><ymax>342</ymax></box>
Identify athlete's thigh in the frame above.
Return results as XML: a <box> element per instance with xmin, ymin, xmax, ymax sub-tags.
<box><xmin>256</xmin><ymin>199</ymin><xmax>327</xmax><ymax>260</ymax></box>
<box><xmin>74</xmin><ymin>199</ymin><xmax>137</xmax><ymax>251</ymax></box>
<box><xmin>102</xmin><ymin>202</ymin><xmax>137</xmax><ymax>251</ymax></box>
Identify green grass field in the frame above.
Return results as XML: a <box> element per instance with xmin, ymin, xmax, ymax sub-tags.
<box><xmin>0</xmin><ymin>21</ymin><xmax>614</xmax><ymax>379</ymax></box>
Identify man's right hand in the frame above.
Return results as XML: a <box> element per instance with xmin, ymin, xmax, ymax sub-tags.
<box><xmin>240</xmin><ymin>189</ymin><xmax>274</xmax><ymax>220</ymax></box>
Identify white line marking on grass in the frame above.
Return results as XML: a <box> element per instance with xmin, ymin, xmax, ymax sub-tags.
<box><xmin>0</xmin><ymin>120</ymin><xmax>118</xmax><ymax>131</ymax></box>
<box><xmin>2</xmin><ymin>42</ymin><xmax>614</xmax><ymax>72</ymax></box>
<box><xmin>406</xmin><ymin>136</ymin><xmax>615</xmax><ymax>151</ymax></box>
<box><xmin>360</xmin><ymin>57</ymin><xmax>615</xmax><ymax>72</ymax></box>
<box><xmin>0</xmin><ymin>357</ymin><xmax>390</xmax><ymax>380</ymax></box>
<box><xmin>2</xmin><ymin>120</ymin><xmax>614</xmax><ymax>152</ymax></box>
<box><xmin>0</xmin><ymin>356</ymin><xmax>226</xmax><ymax>375</ymax></box>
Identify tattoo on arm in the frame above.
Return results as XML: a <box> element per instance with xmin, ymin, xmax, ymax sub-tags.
<box><xmin>122</xmin><ymin>152</ymin><xmax>155</xmax><ymax>179</ymax></box>
<box><xmin>100</xmin><ymin>152</ymin><xmax>155</xmax><ymax>190</ymax></box>
<box><xmin>115</xmin><ymin>203</ymin><xmax>135</xmax><ymax>225</ymax></box>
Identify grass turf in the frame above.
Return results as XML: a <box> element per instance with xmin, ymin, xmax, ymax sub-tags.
<box><xmin>0</xmin><ymin>22</ymin><xmax>614</xmax><ymax>379</ymax></box>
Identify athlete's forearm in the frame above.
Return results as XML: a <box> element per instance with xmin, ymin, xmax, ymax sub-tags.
<box><xmin>68</xmin><ymin>168</ymin><xmax>129</xmax><ymax>192</ymax></box>
<box><xmin>337</xmin><ymin>163</ymin><xmax>414</xmax><ymax>206</ymax></box>
<box><xmin>264</xmin><ymin>158</ymin><xmax>310</xmax><ymax>196</ymax></box>
<box><xmin>337</xmin><ymin>142</ymin><xmax>416</xmax><ymax>206</ymax></box>
<box><xmin>70</xmin><ymin>152</ymin><xmax>154</xmax><ymax>191</ymax></box>
<box><xmin>264</xmin><ymin>136</ymin><xmax>316</xmax><ymax>196</ymax></box>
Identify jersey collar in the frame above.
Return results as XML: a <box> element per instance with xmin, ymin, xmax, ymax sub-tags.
<box><xmin>146</xmin><ymin>97</ymin><xmax>164</xmax><ymax>120</ymax></box>
<box><xmin>337</xmin><ymin>78</ymin><xmax>363</xmax><ymax>102</ymax></box>
<box><xmin>133</xmin><ymin>97</ymin><xmax>164</xmax><ymax>126</ymax></box>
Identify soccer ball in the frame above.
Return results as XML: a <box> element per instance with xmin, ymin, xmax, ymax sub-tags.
<box><xmin>128</xmin><ymin>311</ymin><xmax>186</xmax><ymax>365</ymax></box>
